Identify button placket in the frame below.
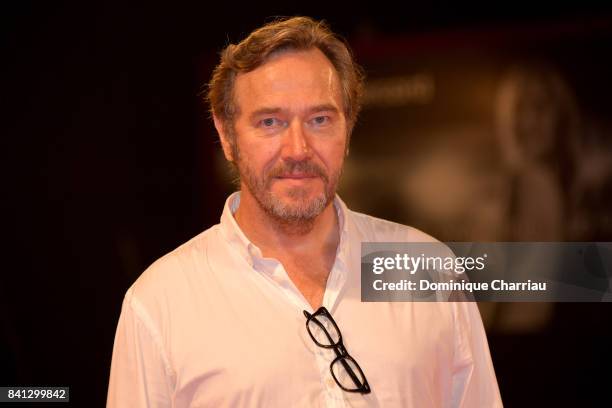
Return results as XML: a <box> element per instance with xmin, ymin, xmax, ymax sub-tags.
<box><xmin>312</xmin><ymin>343</ymin><xmax>347</xmax><ymax>407</ymax></box>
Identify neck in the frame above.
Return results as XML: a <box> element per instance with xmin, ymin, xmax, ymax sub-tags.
<box><xmin>233</xmin><ymin>191</ymin><xmax>340</xmax><ymax>258</ymax></box>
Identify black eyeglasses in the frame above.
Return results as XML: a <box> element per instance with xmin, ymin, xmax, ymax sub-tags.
<box><xmin>303</xmin><ymin>307</ymin><xmax>371</xmax><ymax>394</ymax></box>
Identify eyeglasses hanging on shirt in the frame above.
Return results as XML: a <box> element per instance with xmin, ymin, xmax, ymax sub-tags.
<box><xmin>303</xmin><ymin>307</ymin><xmax>371</xmax><ymax>394</ymax></box>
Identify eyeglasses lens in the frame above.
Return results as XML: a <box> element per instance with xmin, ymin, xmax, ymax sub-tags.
<box><xmin>307</xmin><ymin>314</ymin><xmax>340</xmax><ymax>346</ymax></box>
<box><xmin>332</xmin><ymin>357</ymin><xmax>366</xmax><ymax>391</ymax></box>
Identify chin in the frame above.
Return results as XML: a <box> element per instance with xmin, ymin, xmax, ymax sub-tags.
<box><xmin>267</xmin><ymin>193</ymin><xmax>330</xmax><ymax>220</ymax></box>
<box><xmin>283</xmin><ymin>189</ymin><xmax>326</xmax><ymax>205</ymax></box>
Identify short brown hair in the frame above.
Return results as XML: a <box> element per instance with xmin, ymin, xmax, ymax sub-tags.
<box><xmin>206</xmin><ymin>16</ymin><xmax>365</xmax><ymax>142</ymax></box>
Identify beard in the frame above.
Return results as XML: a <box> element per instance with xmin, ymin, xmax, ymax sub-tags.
<box><xmin>236</xmin><ymin>153</ymin><xmax>341</xmax><ymax>224</ymax></box>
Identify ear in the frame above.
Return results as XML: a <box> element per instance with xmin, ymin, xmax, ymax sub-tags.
<box><xmin>213</xmin><ymin>114</ymin><xmax>235</xmax><ymax>162</ymax></box>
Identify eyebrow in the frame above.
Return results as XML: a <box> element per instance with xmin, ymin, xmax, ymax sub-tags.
<box><xmin>249</xmin><ymin>107</ymin><xmax>282</xmax><ymax>121</ymax></box>
<box><xmin>306</xmin><ymin>104</ymin><xmax>340</xmax><ymax>115</ymax></box>
<box><xmin>248</xmin><ymin>104</ymin><xmax>340</xmax><ymax>121</ymax></box>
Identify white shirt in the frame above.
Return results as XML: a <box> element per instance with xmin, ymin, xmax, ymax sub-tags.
<box><xmin>107</xmin><ymin>193</ymin><xmax>502</xmax><ymax>407</ymax></box>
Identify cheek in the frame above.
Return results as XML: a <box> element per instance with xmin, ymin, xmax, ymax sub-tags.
<box><xmin>238</xmin><ymin>140</ymin><xmax>280</xmax><ymax>172</ymax></box>
<box><xmin>320</xmin><ymin>139</ymin><xmax>347</xmax><ymax>167</ymax></box>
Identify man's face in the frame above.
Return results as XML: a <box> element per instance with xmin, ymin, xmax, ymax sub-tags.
<box><xmin>226</xmin><ymin>48</ymin><xmax>348</xmax><ymax>222</ymax></box>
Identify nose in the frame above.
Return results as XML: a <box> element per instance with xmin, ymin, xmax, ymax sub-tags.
<box><xmin>280</xmin><ymin>120</ymin><xmax>312</xmax><ymax>161</ymax></box>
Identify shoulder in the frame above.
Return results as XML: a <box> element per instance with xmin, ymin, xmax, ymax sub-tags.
<box><xmin>347</xmin><ymin>208</ymin><xmax>439</xmax><ymax>243</ymax></box>
<box><xmin>127</xmin><ymin>225</ymin><xmax>219</xmax><ymax>308</ymax></box>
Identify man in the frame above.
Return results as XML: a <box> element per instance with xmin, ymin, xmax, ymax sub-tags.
<box><xmin>107</xmin><ymin>16</ymin><xmax>502</xmax><ymax>407</ymax></box>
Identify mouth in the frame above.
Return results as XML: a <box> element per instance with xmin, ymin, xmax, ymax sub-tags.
<box><xmin>276</xmin><ymin>173</ymin><xmax>319</xmax><ymax>180</ymax></box>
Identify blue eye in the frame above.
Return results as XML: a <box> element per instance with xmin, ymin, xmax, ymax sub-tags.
<box><xmin>259</xmin><ymin>117</ymin><xmax>286</xmax><ymax>129</ymax></box>
<box><xmin>311</xmin><ymin>116</ymin><xmax>329</xmax><ymax>126</ymax></box>
<box><xmin>262</xmin><ymin>118</ymin><xmax>276</xmax><ymax>127</ymax></box>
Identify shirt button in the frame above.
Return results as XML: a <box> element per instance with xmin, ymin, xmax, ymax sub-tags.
<box><xmin>326</xmin><ymin>378</ymin><xmax>335</xmax><ymax>388</ymax></box>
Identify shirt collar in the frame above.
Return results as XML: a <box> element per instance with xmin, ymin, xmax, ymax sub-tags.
<box><xmin>218</xmin><ymin>191</ymin><xmax>350</xmax><ymax>267</ymax></box>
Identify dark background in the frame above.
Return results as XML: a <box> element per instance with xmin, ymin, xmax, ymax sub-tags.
<box><xmin>2</xmin><ymin>2</ymin><xmax>612</xmax><ymax>406</ymax></box>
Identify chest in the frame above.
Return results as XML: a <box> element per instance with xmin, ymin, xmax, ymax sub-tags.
<box><xmin>171</xmin><ymin>301</ymin><xmax>324</xmax><ymax>406</ymax></box>
<box><xmin>168</xmin><ymin>297</ymin><xmax>455</xmax><ymax>407</ymax></box>
<box><xmin>280</xmin><ymin>256</ymin><xmax>333</xmax><ymax>309</ymax></box>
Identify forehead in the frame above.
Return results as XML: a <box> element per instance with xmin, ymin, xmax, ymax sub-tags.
<box><xmin>233</xmin><ymin>48</ymin><xmax>343</xmax><ymax>115</ymax></box>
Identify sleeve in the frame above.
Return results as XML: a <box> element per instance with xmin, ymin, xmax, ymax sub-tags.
<box><xmin>450</xmin><ymin>302</ymin><xmax>503</xmax><ymax>408</ymax></box>
<box><xmin>107</xmin><ymin>288</ymin><xmax>174</xmax><ymax>408</ymax></box>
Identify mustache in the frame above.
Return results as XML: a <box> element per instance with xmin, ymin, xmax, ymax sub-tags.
<box><xmin>267</xmin><ymin>160</ymin><xmax>329</xmax><ymax>182</ymax></box>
